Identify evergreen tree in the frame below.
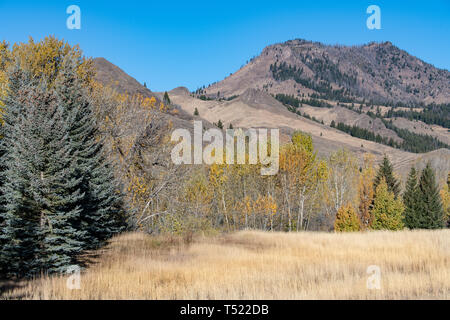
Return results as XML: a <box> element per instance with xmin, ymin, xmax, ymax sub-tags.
<box><xmin>414</xmin><ymin>163</ymin><xmax>445</xmax><ymax>229</ymax></box>
<box><xmin>403</xmin><ymin>167</ymin><xmax>419</xmax><ymax>229</ymax></box>
<box><xmin>193</xmin><ymin>107</ymin><xmax>199</xmax><ymax>116</ymax></box>
<box><xmin>24</xmin><ymin>82</ymin><xmax>87</xmax><ymax>273</ymax></box>
<box><xmin>54</xmin><ymin>51</ymin><xmax>125</xmax><ymax>250</ymax></box>
<box><xmin>216</xmin><ymin>119</ymin><xmax>223</xmax><ymax>130</ymax></box>
<box><xmin>1</xmin><ymin>53</ymin><xmax>126</xmax><ymax>277</ymax></box>
<box><xmin>0</xmin><ymin>64</ymin><xmax>42</xmax><ymax>277</ymax></box>
<box><xmin>371</xmin><ymin>178</ymin><xmax>404</xmax><ymax>230</ymax></box>
<box><xmin>374</xmin><ymin>155</ymin><xmax>400</xmax><ymax>197</ymax></box>
<box><xmin>163</xmin><ymin>91</ymin><xmax>170</xmax><ymax>105</ymax></box>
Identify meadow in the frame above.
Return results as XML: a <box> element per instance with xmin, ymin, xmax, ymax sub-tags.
<box><xmin>2</xmin><ymin>229</ymin><xmax>449</xmax><ymax>300</ymax></box>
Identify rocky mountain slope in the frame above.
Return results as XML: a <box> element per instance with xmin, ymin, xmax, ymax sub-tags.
<box><xmin>93</xmin><ymin>55</ymin><xmax>449</xmax><ymax>182</ymax></box>
<box><xmin>202</xmin><ymin>39</ymin><xmax>450</xmax><ymax>105</ymax></box>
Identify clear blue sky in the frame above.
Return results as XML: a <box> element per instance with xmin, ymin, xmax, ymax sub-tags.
<box><xmin>1</xmin><ymin>0</ymin><xmax>449</xmax><ymax>92</ymax></box>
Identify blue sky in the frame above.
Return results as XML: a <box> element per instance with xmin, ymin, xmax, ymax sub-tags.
<box><xmin>1</xmin><ymin>0</ymin><xmax>449</xmax><ymax>91</ymax></box>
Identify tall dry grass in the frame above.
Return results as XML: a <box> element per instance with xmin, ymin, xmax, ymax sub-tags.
<box><xmin>2</xmin><ymin>229</ymin><xmax>449</xmax><ymax>299</ymax></box>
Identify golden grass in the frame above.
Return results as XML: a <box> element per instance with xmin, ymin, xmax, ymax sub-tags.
<box><xmin>2</xmin><ymin>229</ymin><xmax>449</xmax><ymax>299</ymax></box>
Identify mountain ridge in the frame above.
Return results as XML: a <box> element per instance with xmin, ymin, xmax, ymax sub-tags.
<box><xmin>201</xmin><ymin>39</ymin><xmax>450</xmax><ymax>105</ymax></box>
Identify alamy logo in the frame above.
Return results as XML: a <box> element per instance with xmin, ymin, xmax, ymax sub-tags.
<box><xmin>66</xmin><ymin>265</ymin><xmax>81</xmax><ymax>290</ymax></box>
<box><xmin>66</xmin><ymin>5</ymin><xmax>81</xmax><ymax>30</ymax></box>
<box><xmin>366</xmin><ymin>5</ymin><xmax>381</xmax><ymax>30</ymax></box>
<box><xmin>171</xmin><ymin>121</ymin><xmax>279</xmax><ymax>175</ymax></box>
<box><xmin>366</xmin><ymin>265</ymin><xmax>381</xmax><ymax>290</ymax></box>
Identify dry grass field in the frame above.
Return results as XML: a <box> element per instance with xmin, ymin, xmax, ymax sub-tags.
<box><xmin>2</xmin><ymin>230</ymin><xmax>449</xmax><ymax>300</ymax></box>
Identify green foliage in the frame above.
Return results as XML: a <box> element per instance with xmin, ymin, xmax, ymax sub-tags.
<box><xmin>334</xmin><ymin>203</ymin><xmax>360</xmax><ymax>232</ymax></box>
<box><xmin>374</xmin><ymin>156</ymin><xmax>401</xmax><ymax>198</ymax></box>
<box><xmin>292</xmin><ymin>131</ymin><xmax>314</xmax><ymax>153</ymax></box>
<box><xmin>0</xmin><ymin>49</ymin><xmax>125</xmax><ymax>278</ymax></box>
<box><xmin>403</xmin><ymin>167</ymin><xmax>419</xmax><ymax>229</ymax></box>
<box><xmin>163</xmin><ymin>91</ymin><xmax>171</xmax><ymax>105</ymax></box>
<box><xmin>193</xmin><ymin>107</ymin><xmax>199</xmax><ymax>116</ymax></box>
<box><xmin>413</xmin><ymin>163</ymin><xmax>445</xmax><ymax>229</ymax></box>
<box><xmin>371</xmin><ymin>179</ymin><xmax>405</xmax><ymax>230</ymax></box>
<box><xmin>385</xmin><ymin>104</ymin><xmax>450</xmax><ymax>129</ymax></box>
<box><xmin>270</xmin><ymin>59</ymin><xmax>356</xmax><ymax>102</ymax></box>
<box><xmin>275</xmin><ymin>93</ymin><xmax>333</xmax><ymax>110</ymax></box>
<box><xmin>54</xmin><ymin>52</ymin><xmax>126</xmax><ymax>250</ymax></box>
<box><xmin>382</xmin><ymin>119</ymin><xmax>449</xmax><ymax>153</ymax></box>
<box><xmin>331</xmin><ymin>121</ymin><xmax>448</xmax><ymax>153</ymax></box>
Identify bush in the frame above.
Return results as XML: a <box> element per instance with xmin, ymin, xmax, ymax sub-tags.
<box><xmin>334</xmin><ymin>203</ymin><xmax>360</xmax><ymax>232</ymax></box>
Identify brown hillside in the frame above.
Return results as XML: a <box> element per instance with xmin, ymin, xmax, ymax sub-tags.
<box><xmin>203</xmin><ymin>39</ymin><xmax>450</xmax><ymax>105</ymax></box>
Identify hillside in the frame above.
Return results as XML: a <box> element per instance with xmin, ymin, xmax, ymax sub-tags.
<box><xmin>170</xmin><ymin>87</ymin><xmax>449</xmax><ymax>180</ymax></box>
<box><xmin>91</xmin><ymin>54</ymin><xmax>449</xmax><ymax>181</ymax></box>
<box><xmin>93</xmin><ymin>57</ymin><xmax>211</xmax><ymax>132</ymax></box>
<box><xmin>202</xmin><ymin>39</ymin><xmax>450</xmax><ymax>105</ymax></box>
<box><xmin>93</xmin><ymin>57</ymin><xmax>155</xmax><ymax>98</ymax></box>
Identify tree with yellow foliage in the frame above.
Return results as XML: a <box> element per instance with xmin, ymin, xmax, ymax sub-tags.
<box><xmin>334</xmin><ymin>203</ymin><xmax>360</xmax><ymax>232</ymax></box>
<box><xmin>279</xmin><ymin>131</ymin><xmax>328</xmax><ymax>231</ymax></box>
<box><xmin>440</xmin><ymin>173</ymin><xmax>450</xmax><ymax>227</ymax></box>
<box><xmin>371</xmin><ymin>178</ymin><xmax>405</xmax><ymax>230</ymax></box>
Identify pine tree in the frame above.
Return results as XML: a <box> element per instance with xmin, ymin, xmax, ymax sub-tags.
<box><xmin>403</xmin><ymin>167</ymin><xmax>419</xmax><ymax>229</ymax></box>
<box><xmin>374</xmin><ymin>155</ymin><xmax>400</xmax><ymax>197</ymax></box>
<box><xmin>1</xmin><ymin>63</ymin><xmax>49</xmax><ymax>277</ymax></box>
<box><xmin>0</xmin><ymin>65</ymin><xmax>89</xmax><ymax>276</ymax></box>
<box><xmin>193</xmin><ymin>107</ymin><xmax>199</xmax><ymax>116</ymax></box>
<box><xmin>414</xmin><ymin>163</ymin><xmax>445</xmax><ymax>229</ymax></box>
<box><xmin>54</xmin><ymin>51</ymin><xmax>125</xmax><ymax>250</ymax></box>
<box><xmin>0</xmin><ymin>64</ymin><xmax>43</xmax><ymax>277</ymax></box>
<box><xmin>371</xmin><ymin>178</ymin><xmax>404</xmax><ymax>230</ymax></box>
<box><xmin>1</xmin><ymin>54</ymin><xmax>125</xmax><ymax>277</ymax></box>
<box><xmin>25</xmin><ymin>83</ymin><xmax>87</xmax><ymax>273</ymax></box>
<box><xmin>163</xmin><ymin>91</ymin><xmax>170</xmax><ymax>105</ymax></box>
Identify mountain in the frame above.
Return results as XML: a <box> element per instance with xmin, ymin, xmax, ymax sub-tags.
<box><xmin>92</xmin><ymin>53</ymin><xmax>449</xmax><ymax>182</ymax></box>
<box><xmin>202</xmin><ymin>39</ymin><xmax>450</xmax><ymax>105</ymax></box>
<box><xmin>93</xmin><ymin>57</ymin><xmax>156</xmax><ymax>98</ymax></box>
<box><xmin>92</xmin><ymin>58</ymin><xmax>214</xmax><ymax>133</ymax></box>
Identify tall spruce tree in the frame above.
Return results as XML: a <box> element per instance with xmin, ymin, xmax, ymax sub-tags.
<box><xmin>31</xmin><ymin>83</ymin><xmax>87</xmax><ymax>273</ymax></box>
<box><xmin>374</xmin><ymin>155</ymin><xmax>400</xmax><ymax>197</ymax></box>
<box><xmin>54</xmin><ymin>51</ymin><xmax>125</xmax><ymax>250</ymax></box>
<box><xmin>403</xmin><ymin>167</ymin><xmax>419</xmax><ymax>229</ymax></box>
<box><xmin>1</xmin><ymin>53</ymin><xmax>125</xmax><ymax>277</ymax></box>
<box><xmin>0</xmin><ymin>64</ymin><xmax>89</xmax><ymax>276</ymax></box>
<box><xmin>0</xmin><ymin>63</ymin><xmax>42</xmax><ymax>277</ymax></box>
<box><xmin>414</xmin><ymin>163</ymin><xmax>445</xmax><ymax>229</ymax></box>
